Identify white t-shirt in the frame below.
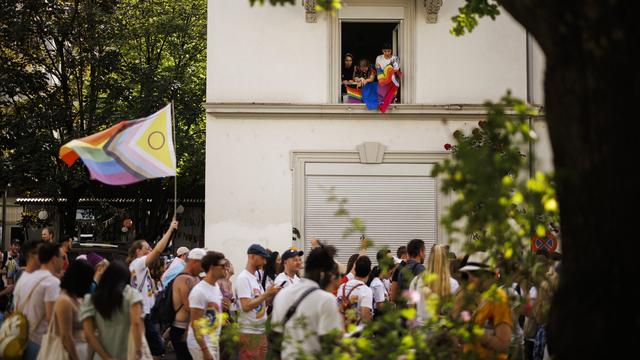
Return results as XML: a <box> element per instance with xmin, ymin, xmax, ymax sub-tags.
<box><xmin>369</xmin><ymin>277</ymin><xmax>388</xmax><ymax>306</ymax></box>
<box><xmin>273</xmin><ymin>272</ymin><xmax>300</xmax><ymax>289</ymax></box>
<box><xmin>187</xmin><ymin>280</ymin><xmax>223</xmax><ymax>352</ymax></box>
<box><xmin>383</xmin><ymin>278</ymin><xmax>391</xmax><ymax>293</ymax></box>
<box><xmin>13</xmin><ymin>269</ymin><xmax>60</xmax><ymax>344</ymax></box>
<box><xmin>336</xmin><ymin>279</ymin><xmax>373</xmax><ymax>310</ymax></box>
<box><xmin>234</xmin><ymin>269</ymin><xmax>267</xmax><ymax>334</ymax></box>
<box><xmin>129</xmin><ymin>256</ymin><xmax>155</xmax><ymax>315</ymax></box>
<box><xmin>271</xmin><ymin>279</ymin><xmax>343</xmax><ymax>359</ymax></box>
<box><xmin>375</xmin><ymin>55</ymin><xmax>400</xmax><ymax>70</ymax></box>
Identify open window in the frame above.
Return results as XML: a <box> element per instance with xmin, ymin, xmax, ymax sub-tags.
<box><xmin>340</xmin><ymin>21</ymin><xmax>402</xmax><ymax>104</ymax></box>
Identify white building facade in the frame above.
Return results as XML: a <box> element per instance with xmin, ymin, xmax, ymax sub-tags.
<box><xmin>205</xmin><ymin>0</ymin><xmax>551</xmax><ymax>268</ymax></box>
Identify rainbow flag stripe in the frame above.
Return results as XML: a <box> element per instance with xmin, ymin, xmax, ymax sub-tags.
<box><xmin>346</xmin><ymin>86</ymin><xmax>362</xmax><ymax>101</ymax></box>
<box><xmin>377</xmin><ymin>65</ymin><xmax>401</xmax><ymax>87</ymax></box>
<box><xmin>59</xmin><ymin>104</ymin><xmax>176</xmax><ymax>185</ymax></box>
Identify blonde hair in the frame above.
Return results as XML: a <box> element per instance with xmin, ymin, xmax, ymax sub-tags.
<box><xmin>426</xmin><ymin>244</ymin><xmax>452</xmax><ymax>297</ymax></box>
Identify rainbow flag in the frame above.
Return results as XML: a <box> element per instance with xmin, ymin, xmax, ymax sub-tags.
<box><xmin>60</xmin><ymin>104</ymin><xmax>176</xmax><ymax>185</ymax></box>
<box><xmin>346</xmin><ymin>86</ymin><xmax>362</xmax><ymax>102</ymax></box>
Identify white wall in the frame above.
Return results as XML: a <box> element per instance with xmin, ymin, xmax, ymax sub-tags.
<box><xmin>415</xmin><ymin>1</ymin><xmax>526</xmax><ymax>103</ymax></box>
<box><xmin>207</xmin><ymin>0</ymin><xmax>328</xmax><ymax>103</ymax></box>
<box><xmin>208</xmin><ymin>0</ymin><xmax>546</xmax><ymax>105</ymax></box>
<box><xmin>205</xmin><ymin>115</ymin><xmax>534</xmax><ymax>272</ymax></box>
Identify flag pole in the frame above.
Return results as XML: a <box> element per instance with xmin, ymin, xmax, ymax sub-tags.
<box><xmin>171</xmin><ymin>100</ymin><xmax>177</xmax><ymax>216</ymax></box>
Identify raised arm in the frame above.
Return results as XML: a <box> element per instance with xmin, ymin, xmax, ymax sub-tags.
<box><xmin>145</xmin><ymin>217</ymin><xmax>179</xmax><ymax>267</ymax></box>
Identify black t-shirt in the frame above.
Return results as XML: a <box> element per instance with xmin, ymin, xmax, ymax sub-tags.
<box><xmin>342</xmin><ymin>65</ymin><xmax>354</xmax><ymax>82</ymax></box>
<box><xmin>396</xmin><ymin>259</ymin><xmax>425</xmax><ymax>291</ymax></box>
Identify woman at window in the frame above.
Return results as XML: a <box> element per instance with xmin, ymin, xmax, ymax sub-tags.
<box><xmin>341</xmin><ymin>53</ymin><xmax>356</xmax><ymax>97</ymax></box>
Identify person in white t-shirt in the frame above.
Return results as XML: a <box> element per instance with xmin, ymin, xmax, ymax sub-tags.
<box><xmin>375</xmin><ymin>43</ymin><xmax>400</xmax><ymax>72</ymax></box>
<box><xmin>235</xmin><ymin>244</ymin><xmax>280</xmax><ymax>360</ymax></box>
<box><xmin>271</xmin><ymin>245</ymin><xmax>343</xmax><ymax>359</ymax></box>
<box><xmin>337</xmin><ymin>256</ymin><xmax>374</xmax><ymax>324</ymax></box>
<box><xmin>367</xmin><ymin>251</ymin><xmax>396</xmax><ymax>313</ymax></box>
<box><xmin>126</xmin><ymin>217</ymin><xmax>179</xmax><ymax>359</ymax></box>
<box><xmin>188</xmin><ymin>251</ymin><xmax>228</xmax><ymax>360</ymax></box>
<box><xmin>273</xmin><ymin>249</ymin><xmax>303</xmax><ymax>289</ymax></box>
<box><xmin>13</xmin><ymin>241</ymin><xmax>63</xmax><ymax>360</ymax></box>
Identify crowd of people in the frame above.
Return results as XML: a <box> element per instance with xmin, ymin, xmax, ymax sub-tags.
<box><xmin>0</xmin><ymin>220</ymin><xmax>560</xmax><ymax>360</ymax></box>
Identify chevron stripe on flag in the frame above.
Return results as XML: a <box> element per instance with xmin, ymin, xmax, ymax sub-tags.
<box><xmin>60</xmin><ymin>104</ymin><xmax>176</xmax><ymax>185</ymax></box>
<box><xmin>105</xmin><ymin>104</ymin><xmax>176</xmax><ymax>179</ymax></box>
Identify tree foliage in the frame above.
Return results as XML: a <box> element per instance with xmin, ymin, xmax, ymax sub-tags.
<box><xmin>0</xmin><ymin>0</ymin><xmax>206</xmax><ymax>240</ymax></box>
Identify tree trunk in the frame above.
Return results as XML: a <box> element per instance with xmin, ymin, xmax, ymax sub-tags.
<box><xmin>499</xmin><ymin>1</ymin><xmax>640</xmax><ymax>358</ymax></box>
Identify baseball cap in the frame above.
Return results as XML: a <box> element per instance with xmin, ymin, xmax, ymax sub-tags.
<box><xmin>176</xmin><ymin>247</ymin><xmax>190</xmax><ymax>257</ymax></box>
<box><xmin>86</xmin><ymin>252</ymin><xmax>106</xmax><ymax>268</ymax></box>
<box><xmin>187</xmin><ymin>248</ymin><xmax>207</xmax><ymax>260</ymax></box>
<box><xmin>282</xmin><ymin>248</ymin><xmax>304</xmax><ymax>261</ymax></box>
<box><xmin>247</xmin><ymin>244</ymin><xmax>269</xmax><ymax>258</ymax></box>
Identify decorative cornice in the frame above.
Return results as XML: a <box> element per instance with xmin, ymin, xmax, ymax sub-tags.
<box><xmin>303</xmin><ymin>0</ymin><xmax>318</xmax><ymax>23</ymax></box>
<box><xmin>204</xmin><ymin>102</ymin><xmax>545</xmax><ymax>119</ymax></box>
<box><xmin>424</xmin><ymin>0</ymin><xmax>443</xmax><ymax>23</ymax></box>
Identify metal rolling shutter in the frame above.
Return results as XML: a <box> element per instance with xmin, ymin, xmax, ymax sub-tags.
<box><xmin>304</xmin><ymin>164</ymin><xmax>438</xmax><ymax>267</ymax></box>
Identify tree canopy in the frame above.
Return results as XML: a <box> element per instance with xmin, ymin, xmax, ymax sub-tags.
<box><xmin>0</xmin><ymin>0</ymin><xmax>207</xmax><ymax>239</ymax></box>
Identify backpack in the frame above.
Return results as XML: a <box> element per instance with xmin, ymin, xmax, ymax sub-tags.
<box><xmin>0</xmin><ymin>276</ymin><xmax>47</xmax><ymax>360</ymax></box>
<box><xmin>339</xmin><ymin>283</ymin><xmax>364</xmax><ymax>326</ymax></box>
<box><xmin>149</xmin><ymin>272</ymin><xmax>190</xmax><ymax>328</ymax></box>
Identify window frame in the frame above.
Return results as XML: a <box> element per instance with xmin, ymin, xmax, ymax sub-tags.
<box><xmin>329</xmin><ymin>1</ymin><xmax>416</xmax><ymax>104</ymax></box>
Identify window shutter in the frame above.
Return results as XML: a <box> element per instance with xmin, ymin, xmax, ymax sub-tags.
<box><xmin>304</xmin><ymin>174</ymin><xmax>438</xmax><ymax>267</ymax></box>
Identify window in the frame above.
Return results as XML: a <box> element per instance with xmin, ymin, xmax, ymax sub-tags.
<box><xmin>329</xmin><ymin>1</ymin><xmax>416</xmax><ymax>104</ymax></box>
<box><xmin>340</xmin><ymin>21</ymin><xmax>402</xmax><ymax>104</ymax></box>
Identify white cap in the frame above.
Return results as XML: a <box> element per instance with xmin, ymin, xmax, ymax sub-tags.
<box><xmin>187</xmin><ymin>248</ymin><xmax>207</xmax><ymax>260</ymax></box>
<box><xmin>176</xmin><ymin>247</ymin><xmax>190</xmax><ymax>257</ymax></box>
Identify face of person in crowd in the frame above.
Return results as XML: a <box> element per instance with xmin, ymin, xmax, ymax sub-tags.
<box><xmin>137</xmin><ymin>241</ymin><xmax>152</xmax><ymax>257</ymax></box>
<box><xmin>285</xmin><ymin>256</ymin><xmax>303</xmax><ymax>273</ymax></box>
<box><xmin>42</xmin><ymin>229</ymin><xmax>53</xmax><ymax>242</ymax></box>
<box><xmin>382</xmin><ymin>48</ymin><xmax>393</xmax><ymax>58</ymax></box>
<box><xmin>359</xmin><ymin>60</ymin><xmax>370</xmax><ymax>71</ymax></box>
<box><xmin>344</xmin><ymin>56</ymin><xmax>353</xmax><ymax>68</ymax></box>
<box><xmin>249</xmin><ymin>254</ymin><xmax>267</xmax><ymax>269</ymax></box>
<box><xmin>211</xmin><ymin>258</ymin><xmax>229</xmax><ymax>280</ymax></box>
<box><xmin>276</xmin><ymin>255</ymin><xmax>282</xmax><ymax>269</ymax></box>
<box><xmin>224</xmin><ymin>262</ymin><xmax>234</xmax><ymax>279</ymax></box>
<box><xmin>10</xmin><ymin>242</ymin><xmax>20</xmax><ymax>254</ymax></box>
<box><xmin>419</xmin><ymin>246</ymin><xmax>426</xmax><ymax>264</ymax></box>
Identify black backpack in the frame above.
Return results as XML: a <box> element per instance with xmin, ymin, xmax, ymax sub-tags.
<box><xmin>150</xmin><ymin>272</ymin><xmax>190</xmax><ymax>327</ymax></box>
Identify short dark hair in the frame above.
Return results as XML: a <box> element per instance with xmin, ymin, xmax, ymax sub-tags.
<box><xmin>376</xmin><ymin>249</ymin><xmax>391</xmax><ymax>263</ymax></box>
<box><xmin>382</xmin><ymin>43</ymin><xmax>392</xmax><ymax>50</ymax></box>
<box><xmin>201</xmin><ymin>251</ymin><xmax>226</xmax><ymax>273</ymax></box>
<box><xmin>22</xmin><ymin>240</ymin><xmax>42</xmax><ymax>256</ymax></box>
<box><xmin>59</xmin><ymin>234</ymin><xmax>73</xmax><ymax>244</ymax></box>
<box><xmin>38</xmin><ymin>242</ymin><xmax>61</xmax><ymax>264</ymax></box>
<box><xmin>397</xmin><ymin>246</ymin><xmax>407</xmax><ymax>258</ymax></box>
<box><xmin>60</xmin><ymin>260</ymin><xmax>95</xmax><ymax>297</ymax></box>
<box><xmin>407</xmin><ymin>239</ymin><xmax>425</xmax><ymax>258</ymax></box>
<box><xmin>354</xmin><ymin>256</ymin><xmax>372</xmax><ymax>278</ymax></box>
<box><xmin>42</xmin><ymin>227</ymin><xmax>54</xmax><ymax>236</ymax></box>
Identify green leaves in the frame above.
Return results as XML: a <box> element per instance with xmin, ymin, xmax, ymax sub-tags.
<box><xmin>450</xmin><ymin>0</ymin><xmax>501</xmax><ymax>36</ymax></box>
<box><xmin>433</xmin><ymin>91</ymin><xmax>559</xmax><ymax>288</ymax></box>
